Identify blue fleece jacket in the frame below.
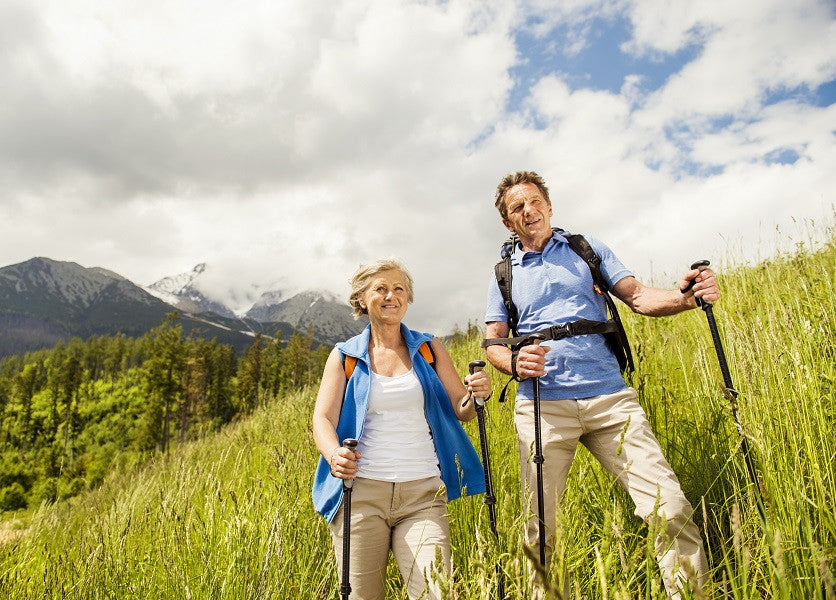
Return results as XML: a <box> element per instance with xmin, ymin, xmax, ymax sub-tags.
<box><xmin>311</xmin><ymin>323</ymin><xmax>486</xmax><ymax>523</ymax></box>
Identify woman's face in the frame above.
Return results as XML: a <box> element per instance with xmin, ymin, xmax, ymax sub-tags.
<box><xmin>361</xmin><ymin>269</ymin><xmax>410</xmax><ymax>325</ymax></box>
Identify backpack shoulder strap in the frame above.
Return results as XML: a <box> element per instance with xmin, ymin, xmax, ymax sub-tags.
<box><xmin>563</xmin><ymin>232</ymin><xmax>609</xmax><ymax>293</ymax></box>
<box><xmin>342</xmin><ymin>354</ymin><xmax>358</xmax><ymax>379</ymax></box>
<box><xmin>417</xmin><ymin>340</ymin><xmax>435</xmax><ymax>368</ymax></box>
<box><xmin>342</xmin><ymin>340</ymin><xmax>435</xmax><ymax>380</ymax></box>
<box><xmin>494</xmin><ymin>257</ymin><xmax>518</xmax><ymax>337</ymax></box>
<box><xmin>494</xmin><ymin>234</ymin><xmax>520</xmax><ymax>336</ymax></box>
<box><xmin>562</xmin><ymin>231</ymin><xmax>634</xmax><ymax>372</ymax></box>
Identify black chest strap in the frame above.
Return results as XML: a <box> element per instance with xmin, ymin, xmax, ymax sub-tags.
<box><xmin>482</xmin><ymin>319</ymin><xmax>618</xmax><ymax>350</ymax></box>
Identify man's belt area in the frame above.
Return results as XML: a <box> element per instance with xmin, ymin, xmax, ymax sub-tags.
<box><xmin>482</xmin><ymin>319</ymin><xmax>619</xmax><ymax>351</ymax></box>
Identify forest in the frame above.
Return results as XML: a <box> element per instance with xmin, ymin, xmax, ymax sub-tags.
<box><xmin>0</xmin><ymin>312</ymin><xmax>330</xmax><ymax>511</ymax></box>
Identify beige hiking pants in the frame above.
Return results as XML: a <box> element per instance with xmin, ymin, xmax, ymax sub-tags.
<box><xmin>328</xmin><ymin>475</ymin><xmax>451</xmax><ymax>600</ymax></box>
<box><xmin>515</xmin><ymin>387</ymin><xmax>709</xmax><ymax>599</ymax></box>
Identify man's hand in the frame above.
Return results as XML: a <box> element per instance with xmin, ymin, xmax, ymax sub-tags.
<box><xmin>680</xmin><ymin>266</ymin><xmax>720</xmax><ymax>305</ymax></box>
<box><xmin>515</xmin><ymin>343</ymin><xmax>550</xmax><ymax>379</ymax></box>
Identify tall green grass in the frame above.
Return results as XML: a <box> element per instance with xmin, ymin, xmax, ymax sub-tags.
<box><xmin>0</xmin><ymin>232</ymin><xmax>833</xmax><ymax>599</ymax></box>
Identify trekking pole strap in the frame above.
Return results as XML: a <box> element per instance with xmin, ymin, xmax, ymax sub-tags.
<box><xmin>482</xmin><ymin>319</ymin><xmax>619</xmax><ymax>350</ymax></box>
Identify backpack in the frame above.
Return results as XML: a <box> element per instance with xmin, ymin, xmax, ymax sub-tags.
<box><xmin>489</xmin><ymin>228</ymin><xmax>634</xmax><ymax>373</ymax></box>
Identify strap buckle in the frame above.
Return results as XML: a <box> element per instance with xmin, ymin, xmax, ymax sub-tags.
<box><xmin>548</xmin><ymin>322</ymin><xmax>573</xmax><ymax>340</ymax></box>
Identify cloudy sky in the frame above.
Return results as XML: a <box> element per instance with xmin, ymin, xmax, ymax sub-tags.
<box><xmin>1</xmin><ymin>0</ymin><xmax>833</xmax><ymax>334</ymax></box>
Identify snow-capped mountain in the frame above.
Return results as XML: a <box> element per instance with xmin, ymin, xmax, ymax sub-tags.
<box><xmin>246</xmin><ymin>288</ymin><xmax>364</xmax><ymax>342</ymax></box>
<box><xmin>147</xmin><ymin>264</ymin><xmax>363</xmax><ymax>343</ymax></box>
<box><xmin>0</xmin><ymin>257</ymin><xmax>366</xmax><ymax>358</ymax></box>
<box><xmin>145</xmin><ymin>262</ymin><xmax>207</xmax><ymax>303</ymax></box>
<box><xmin>0</xmin><ymin>258</ymin><xmax>268</xmax><ymax>357</ymax></box>
<box><xmin>146</xmin><ymin>263</ymin><xmax>238</xmax><ymax>318</ymax></box>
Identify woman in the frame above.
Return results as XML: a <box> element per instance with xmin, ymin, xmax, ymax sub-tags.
<box><xmin>312</xmin><ymin>258</ymin><xmax>489</xmax><ymax>599</ymax></box>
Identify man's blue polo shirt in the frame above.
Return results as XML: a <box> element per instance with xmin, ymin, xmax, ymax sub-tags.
<box><xmin>485</xmin><ymin>231</ymin><xmax>633</xmax><ymax>400</ymax></box>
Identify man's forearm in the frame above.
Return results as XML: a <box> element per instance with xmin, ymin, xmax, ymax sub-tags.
<box><xmin>485</xmin><ymin>345</ymin><xmax>513</xmax><ymax>376</ymax></box>
<box><xmin>630</xmin><ymin>287</ymin><xmax>696</xmax><ymax>317</ymax></box>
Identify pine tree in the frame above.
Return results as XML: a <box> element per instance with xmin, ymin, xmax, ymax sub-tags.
<box><xmin>262</xmin><ymin>330</ymin><xmax>284</xmax><ymax>399</ymax></box>
<box><xmin>140</xmin><ymin>313</ymin><xmax>185</xmax><ymax>454</ymax></box>
<box><xmin>238</xmin><ymin>334</ymin><xmax>263</xmax><ymax>412</ymax></box>
<box><xmin>280</xmin><ymin>328</ymin><xmax>311</xmax><ymax>390</ymax></box>
<box><xmin>58</xmin><ymin>339</ymin><xmax>86</xmax><ymax>471</ymax></box>
<box><xmin>13</xmin><ymin>362</ymin><xmax>40</xmax><ymax>453</ymax></box>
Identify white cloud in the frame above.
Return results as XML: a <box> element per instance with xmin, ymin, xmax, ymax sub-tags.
<box><xmin>0</xmin><ymin>0</ymin><xmax>833</xmax><ymax>336</ymax></box>
<box><xmin>632</xmin><ymin>0</ymin><xmax>836</xmax><ymax>121</ymax></box>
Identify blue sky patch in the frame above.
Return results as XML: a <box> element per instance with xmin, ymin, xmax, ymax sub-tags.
<box><xmin>507</xmin><ymin>13</ymin><xmax>703</xmax><ymax>115</ymax></box>
<box><xmin>814</xmin><ymin>80</ymin><xmax>836</xmax><ymax>106</ymax></box>
<box><xmin>764</xmin><ymin>147</ymin><xmax>801</xmax><ymax>165</ymax></box>
<box><xmin>763</xmin><ymin>81</ymin><xmax>836</xmax><ymax>108</ymax></box>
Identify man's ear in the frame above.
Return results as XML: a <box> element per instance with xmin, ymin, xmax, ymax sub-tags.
<box><xmin>502</xmin><ymin>218</ymin><xmax>516</xmax><ymax>234</ymax></box>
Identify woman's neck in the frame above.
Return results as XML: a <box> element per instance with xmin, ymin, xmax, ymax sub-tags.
<box><xmin>368</xmin><ymin>322</ymin><xmax>411</xmax><ymax>376</ymax></box>
<box><xmin>368</xmin><ymin>321</ymin><xmax>403</xmax><ymax>350</ymax></box>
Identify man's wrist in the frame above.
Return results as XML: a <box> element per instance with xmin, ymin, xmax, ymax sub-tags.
<box><xmin>511</xmin><ymin>350</ymin><xmax>521</xmax><ymax>380</ymax></box>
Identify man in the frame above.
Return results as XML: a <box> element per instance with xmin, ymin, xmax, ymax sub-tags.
<box><xmin>483</xmin><ymin>170</ymin><xmax>715</xmax><ymax>598</ymax></box>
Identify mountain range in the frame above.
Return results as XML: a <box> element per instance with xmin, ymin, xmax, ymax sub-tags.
<box><xmin>0</xmin><ymin>258</ymin><xmax>365</xmax><ymax>358</ymax></box>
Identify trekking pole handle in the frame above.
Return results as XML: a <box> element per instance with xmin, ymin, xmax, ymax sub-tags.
<box><xmin>469</xmin><ymin>360</ymin><xmax>487</xmax><ymax>407</ymax></box>
<box><xmin>343</xmin><ymin>438</ymin><xmax>358</xmax><ymax>450</ymax></box>
<box><xmin>342</xmin><ymin>438</ymin><xmax>358</xmax><ymax>489</ymax></box>
<box><xmin>461</xmin><ymin>360</ymin><xmax>487</xmax><ymax>408</ymax></box>
<box><xmin>469</xmin><ymin>360</ymin><xmax>486</xmax><ymax>374</ymax></box>
<box><xmin>682</xmin><ymin>259</ymin><xmax>711</xmax><ymax>308</ymax></box>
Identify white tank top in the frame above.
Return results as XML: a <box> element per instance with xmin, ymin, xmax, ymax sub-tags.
<box><xmin>356</xmin><ymin>368</ymin><xmax>441</xmax><ymax>481</ymax></box>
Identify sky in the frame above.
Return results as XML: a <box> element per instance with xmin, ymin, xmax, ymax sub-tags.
<box><xmin>1</xmin><ymin>0</ymin><xmax>834</xmax><ymax>335</ymax></box>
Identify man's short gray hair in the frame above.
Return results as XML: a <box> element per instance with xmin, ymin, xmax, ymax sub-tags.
<box><xmin>494</xmin><ymin>170</ymin><xmax>551</xmax><ymax>220</ymax></box>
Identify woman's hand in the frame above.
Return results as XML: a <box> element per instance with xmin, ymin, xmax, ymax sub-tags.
<box><xmin>464</xmin><ymin>368</ymin><xmax>492</xmax><ymax>400</ymax></box>
<box><xmin>329</xmin><ymin>445</ymin><xmax>361</xmax><ymax>480</ymax></box>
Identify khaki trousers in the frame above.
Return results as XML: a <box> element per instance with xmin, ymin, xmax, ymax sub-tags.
<box><xmin>515</xmin><ymin>387</ymin><xmax>708</xmax><ymax>599</ymax></box>
<box><xmin>329</xmin><ymin>476</ymin><xmax>450</xmax><ymax>600</ymax></box>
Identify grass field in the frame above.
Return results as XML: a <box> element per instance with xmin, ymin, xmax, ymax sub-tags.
<box><xmin>1</xmin><ymin>231</ymin><xmax>833</xmax><ymax>599</ymax></box>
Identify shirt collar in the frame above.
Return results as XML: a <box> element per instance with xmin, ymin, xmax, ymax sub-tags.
<box><xmin>511</xmin><ymin>230</ymin><xmax>566</xmax><ymax>262</ymax></box>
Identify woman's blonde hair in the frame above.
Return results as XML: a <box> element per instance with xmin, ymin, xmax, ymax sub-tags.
<box><xmin>348</xmin><ymin>258</ymin><xmax>414</xmax><ymax>319</ymax></box>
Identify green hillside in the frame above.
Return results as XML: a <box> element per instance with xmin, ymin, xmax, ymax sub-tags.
<box><xmin>1</xmin><ymin>234</ymin><xmax>833</xmax><ymax>599</ymax></box>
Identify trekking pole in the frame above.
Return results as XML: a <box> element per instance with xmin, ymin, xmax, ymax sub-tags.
<box><xmin>340</xmin><ymin>438</ymin><xmax>358</xmax><ymax>600</ymax></box>
<box><xmin>529</xmin><ymin>333</ymin><xmax>547</xmax><ymax>567</ymax></box>
<box><xmin>466</xmin><ymin>360</ymin><xmax>506</xmax><ymax>599</ymax></box>
<box><xmin>684</xmin><ymin>261</ymin><xmax>764</xmax><ymax>517</ymax></box>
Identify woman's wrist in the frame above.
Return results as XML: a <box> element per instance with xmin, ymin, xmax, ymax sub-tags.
<box><xmin>328</xmin><ymin>446</ymin><xmax>341</xmax><ymax>467</ymax></box>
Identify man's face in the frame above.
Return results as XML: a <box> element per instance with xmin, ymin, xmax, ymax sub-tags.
<box><xmin>501</xmin><ymin>182</ymin><xmax>553</xmax><ymax>244</ymax></box>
